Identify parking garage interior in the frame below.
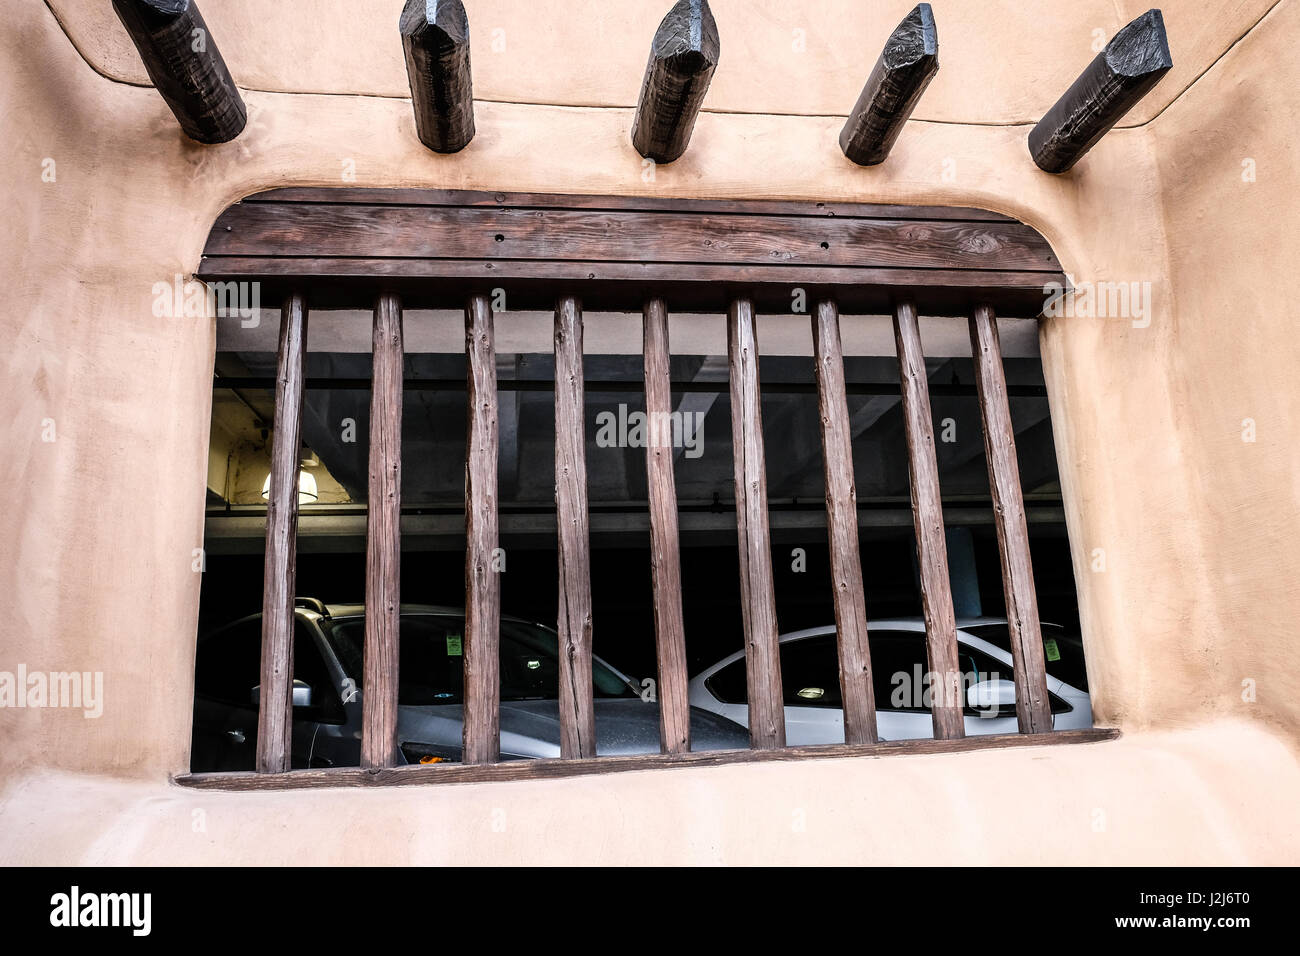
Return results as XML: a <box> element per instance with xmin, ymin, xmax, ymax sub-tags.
<box><xmin>200</xmin><ymin>308</ymin><xmax>1083</xmax><ymax>720</ymax></box>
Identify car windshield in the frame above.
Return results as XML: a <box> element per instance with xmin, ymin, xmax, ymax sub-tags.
<box><xmin>325</xmin><ymin>613</ymin><xmax>638</xmax><ymax>704</ymax></box>
<box><xmin>960</xmin><ymin>622</ymin><xmax>1089</xmax><ymax>691</ymax></box>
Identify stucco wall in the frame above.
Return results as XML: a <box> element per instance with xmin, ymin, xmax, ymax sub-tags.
<box><xmin>1</xmin><ymin>0</ymin><xmax>1296</xmax><ymax>864</ymax></box>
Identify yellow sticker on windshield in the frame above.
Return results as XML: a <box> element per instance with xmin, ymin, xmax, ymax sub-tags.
<box><xmin>1044</xmin><ymin>638</ymin><xmax>1060</xmax><ymax>662</ymax></box>
<box><xmin>446</xmin><ymin>634</ymin><xmax>463</xmax><ymax>656</ymax></box>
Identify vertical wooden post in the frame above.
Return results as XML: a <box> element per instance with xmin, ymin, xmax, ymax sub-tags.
<box><xmin>728</xmin><ymin>297</ymin><xmax>785</xmax><ymax>749</ymax></box>
<box><xmin>812</xmin><ymin>300</ymin><xmax>878</xmax><ymax>745</ymax></box>
<box><xmin>893</xmin><ymin>300</ymin><xmax>965</xmax><ymax>740</ymax></box>
<box><xmin>361</xmin><ymin>292</ymin><xmax>403</xmax><ymax>770</ymax></box>
<box><xmin>642</xmin><ymin>298</ymin><xmax>691</xmax><ymax>754</ymax></box>
<box><xmin>463</xmin><ymin>293</ymin><xmax>501</xmax><ymax>764</ymax></box>
<box><xmin>256</xmin><ymin>292</ymin><xmax>307</xmax><ymax>773</ymax></box>
<box><xmin>554</xmin><ymin>296</ymin><xmax>597</xmax><ymax>759</ymax></box>
<box><xmin>969</xmin><ymin>304</ymin><xmax>1053</xmax><ymax>733</ymax></box>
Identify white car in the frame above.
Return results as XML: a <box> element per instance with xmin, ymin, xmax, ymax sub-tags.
<box><xmin>688</xmin><ymin>617</ymin><xmax>1093</xmax><ymax>744</ymax></box>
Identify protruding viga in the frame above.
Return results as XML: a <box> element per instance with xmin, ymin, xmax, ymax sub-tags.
<box><xmin>631</xmin><ymin>0</ymin><xmax>721</xmax><ymax>164</ymax></box>
<box><xmin>400</xmin><ymin>0</ymin><xmax>475</xmax><ymax>154</ymax></box>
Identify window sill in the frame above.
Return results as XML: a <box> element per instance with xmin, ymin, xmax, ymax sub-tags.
<box><xmin>174</xmin><ymin>727</ymin><xmax>1119</xmax><ymax>791</ymax></box>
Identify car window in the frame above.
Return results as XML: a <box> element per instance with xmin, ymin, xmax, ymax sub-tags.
<box><xmin>706</xmin><ymin>629</ymin><xmax>1072</xmax><ymax>716</ymax></box>
<box><xmin>325</xmin><ymin>614</ymin><xmax>638</xmax><ymax>704</ymax></box>
<box><xmin>960</xmin><ymin>622</ymin><xmax>1089</xmax><ymax>691</ymax></box>
<box><xmin>194</xmin><ymin>617</ymin><xmax>343</xmax><ymax>721</ymax></box>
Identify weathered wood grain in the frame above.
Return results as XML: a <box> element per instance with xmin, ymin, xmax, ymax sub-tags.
<box><xmin>893</xmin><ymin>300</ymin><xmax>965</xmax><ymax>740</ymax></box>
<box><xmin>969</xmin><ymin>304</ymin><xmax>1053</xmax><ymax>733</ymax></box>
<box><xmin>728</xmin><ymin>298</ymin><xmax>785</xmax><ymax>749</ymax></box>
<box><xmin>839</xmin><ymin>3</ymin><xmax>939</xmax><ymax>166</ymax></box>
<box><xmin>1029</xmin><ymin>9</ymin><xmax>1172</xmax><ymax>173</ymax></box>
<box><xmin>642</xmin><ymin>298</ymin><xmax>692</xmax><ymax>754</ymax></box>
<box><xmin>177</xmin><ymin>728</ymin><xmax>1121</xmax><ymax>791</ymax></box>
<box><xmin>399</xmin><ymin>0</ymin><xmax>475</xmax><ymax>153</ymax></box>
<box><xmin>553</xmin><ymin>296</ymin><xmax>597</xmax><ymax>759</ymax></box>
<box><xmin>111</xmin><ymin>0</ymin><xmax>246</xmax><ymax>144</ymax></box>
<box><xmin>812</xmin><ymin>300</ymin><xmax>877</xmax><ymax>745</ymax></box>
<box><xmin>631</xmin><ymin>0</ymin><xmax>720</xmax><ymax>163</ymax></box>
<box><xmin>256</xmin><ymin>292</ymin><xmax>307</xmax><ymax>773</ymax></box>
<box><xmin>361</xmin><ymin>292</ymin><xmax>403</xmax><ymax>770</ymax></box>
<box><xmin>463</xmin><ymin>293</ymin><xmax>501</xmax><ymax>764</ymax></box>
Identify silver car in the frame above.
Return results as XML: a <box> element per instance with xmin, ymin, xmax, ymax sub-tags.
<box><xmin>191</xmin><ymin>600</ymin><xmax>750</xmax><ymax>771</ymax></box>
<box><xmin>688</xmin><ymin>617</ymin><xmax>1093</xmax><ymax>744</ymax></box>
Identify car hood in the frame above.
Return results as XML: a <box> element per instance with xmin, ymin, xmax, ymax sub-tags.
<box><xmin>396</xmin><ymin>698</ymin><xmax>750</xmax><ymax>760</ymax></box>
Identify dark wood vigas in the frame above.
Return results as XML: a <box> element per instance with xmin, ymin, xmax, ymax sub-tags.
<box><xmin>198</xmin><ymin>189</ymin><xmax>1066</xmax><ymax>316</ymax></box>
<box><xmin>193</xmin><ymin>188</ymin><xmax>1098</xmax><ymax>787</ymax></box>
<box><xmin>256</xmin><ymin>293</ymin><xmax>307</xmax><ymax>774</ymax></box>
<box><xmin>361</xmin><ymin>293</ymin><xmax>404</xmax><ymax>770</ymax></box>
<box><xmin>840</xmin><ymin>3</ymin><xmax>939</xmax><ymax>167</ymax></box>
<box><xmin>112</xmin><ymin>0</ymin><xmax>246</xmax><ymax>144</ymax></box>
<box><xmin>399</xmin><ymin>0</ymin><xmax>475</xmax><ymax>154</ymax></box>
<box><xmin>632</xmin><ymin>0</ymin><xmax>720</xmax><ymax>163</ymax></box>
<box><xmin>1029</xmin><ymin>9</ymin><xmax>1173</xmax><ymax>173</ymax></box>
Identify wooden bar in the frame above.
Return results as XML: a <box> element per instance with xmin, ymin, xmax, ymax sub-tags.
<box><xmin>463</xmin><ymin>294</ymin><xmax>501</xmax><ymax>764</ymax></box>
<box><xmin>1028</xmin><ymin>9</ymin><xmax>1172</xmax><ymax>173</ymax></box>
<box><xmin>728</xmin><ymin>297</ymin><xmax>785</xmax><ymax>749</ymax></box>
<box><xmin>839</xmin><ymin>3</ymin><xmax>939</xmax><ymax>166</ymax></box>
<box><xmin>256</xmin><ymin>292</ymin><xmax>307</xmax><ymax>773</ymax></box>
<box><xmin>812</xmin><ymin>300</ymin><xmax>877</xmax><ymax>745</ymax></box>
<box><xmin>631</xmin><ymin>0</ymin><xmax>721</xmax><ymax>163</ymax></box>
<box><xmin>111</xmin><ymin>0</ymin><xmax>246</xmax><ymax>144</ymax></box>
<box><xmin>642</xmin><ymin>298</ymin><xmax>692</xmax><ymax>754</ymax></box>
<box><xmin>553</xmin><ymin>296</ymin><xmax>597</xmax><ymax>759</ymax></box>
<box><xmin>399</xmin><ymin>0</ymin><xmax>475</xmax><ymax>153</ymax></box>
<box><xmin>178</xmin><ymin>728</ymin><xmax>1121</xmax><ymax>791</ymax></box>
<box><xmin>892</xmin><ymin>300</ymin><xmax>965</xmax><ymax>740</ymax></box>
<box><xmin>360</xmin><ymin>292</ymin><xmax>404</xmax><ymax>770</ymax></box>
<box><xmin>969</xmin><ymin>304</ymin><xmax>1053</xmax><ymax>733</ymax></box>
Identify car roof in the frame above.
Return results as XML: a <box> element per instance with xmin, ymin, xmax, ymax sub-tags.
<box><xmin>318</xmin><ymin>602</ymin><xmax>541</xmax><ymax>628</ymax></box>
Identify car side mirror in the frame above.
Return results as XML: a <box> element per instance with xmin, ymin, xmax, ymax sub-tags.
<box><xmin>966</xmin><ymin>678</ymin><xmax>1016</xmax><ymax>714</ymax></box>
<box><xmin>250</xmin><ymin>679</ymin><xmax>313</xmax><ymax>709</ymax></box>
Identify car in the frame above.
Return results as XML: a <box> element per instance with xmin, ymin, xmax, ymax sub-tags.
<box><xmin>687</xmin><ymin>617</ymin><xmax>1093</xmax><ymax>744</ymax></box>
<box><xmin>191</xmin><ymin>599</ymin><xmax>751</xmax><ymax>772</ymax></box>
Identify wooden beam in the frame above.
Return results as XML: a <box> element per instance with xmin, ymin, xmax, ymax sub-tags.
<box><xmin>892</xmin><ymin>301</ymin><xmax>964</xmax><ymax>740</ymax></box>
<box><xmin>463</xmin><ymin>293</ymin><xmax>501</xmax><ymax>763</ymax></box>
<box><xmin>969</xmin><ymin>305</ymin><xmax>1053</xmax><ymax>733</ymax></box>
<box><xmin>1028</xmin><ymin>9</ymin><xmax>1172</xmax><ymax>173</ymax></box>
<box><xmin>631</xmin><ymin>0</ymin><xmax>720</xmax><ymax>163</ymax></box>
<box><xmin>642</xmin><ymin>298</ymin><xmax>692</xmax><ymax>754</ymax></box>
<box><xmin>111</xmin><ymin>0</ymin><xmax>246</xmax><ymax>144</ymax></box>
<box><xmin>361</xmin><ymin>292</ymin><xmax>403</xmax><ymax>770</ymax></box>
<box><xmin>178</xmin><ymin>728</ymin><xmax>1122</xmax><ymax>790</ymax></box>
<box><xmin>256</xmin><ymin>292</ymin><xmax>307</xmax><ymax>773</ymax></box>
<box><xmin>728</xmin><ymin>297</ymin><xmax>785</xmax><ymax>749</ymax></box>
<box><xmin>812</xmin><ymin>300</ymin><xmax>878</xmax><ymax>745</ymax></box>
<box><xmin>399</xmin><ymin>0</ymin><xmax>475</xmax><ymax>154</ymax></box>
<box><xmin>553</xmin><ymin>296</ymin><xmax>597</xmax><ymax>759</ymax></box>
<box><xmin>839</xmin><ymin>3</ymin><xmax>939</xmax><ymax>166</ymax></box>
